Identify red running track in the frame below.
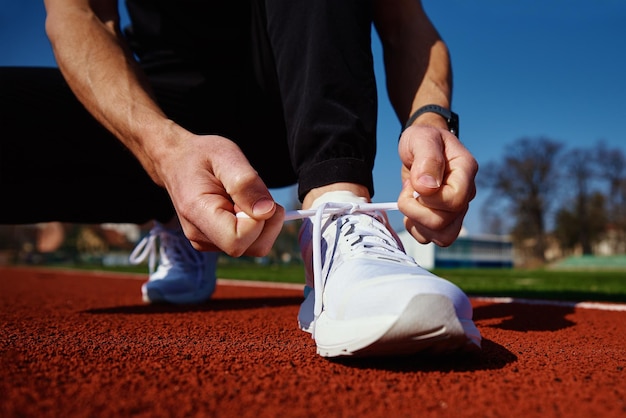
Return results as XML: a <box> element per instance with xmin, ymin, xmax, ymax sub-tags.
<box><xmin>1</xmin><ymin>266</ymin><xmax>625</xmax><ymax>418</ymax></box>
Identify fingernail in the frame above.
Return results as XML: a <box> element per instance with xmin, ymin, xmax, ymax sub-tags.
<box><xmin>252</xmin><ymin>198</ymin><xmax>275</xmax><ymax>216</ymax></box>
<box><xmin>418</xmin><ymin>175</ymin><xmax>440</xmax><ymax>189</ymax></box>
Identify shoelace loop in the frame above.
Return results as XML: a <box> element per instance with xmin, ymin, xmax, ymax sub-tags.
<box><xmin>129</xmin><ymin>226</ymin><xmax>163</xmax><ymax>274</ymax></box>
<box><xmin>240</xmin><ymin>201</ymin><xmax>405</xmax><ymax>332</ymax></box>
<box><xmin>296</xmin><ymin>202</ymin><xmax>411</xmax><ymax>335</ymax></box>
<box><xmin>132</xmin><ymin>202</ymin><xmax>408</xmax><ymax>335</ymax></box>
<box><xmin>129</xmin><ymin>224</ymin><xmax>201</xmax><ymax>274</ymax></box>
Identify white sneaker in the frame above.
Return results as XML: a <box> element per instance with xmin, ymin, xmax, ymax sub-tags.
<box><xmin>297</xmin><ymin>191</ymin><xmax>481</xmax><ymax>357</ymax></box>
<box><xmin>129</xmin><ymin>222</ymin><xmax>218</xmax><ymax>304</ymax></box>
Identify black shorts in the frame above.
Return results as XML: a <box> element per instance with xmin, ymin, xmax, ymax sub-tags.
<box><xmin>0</xmin><ymin>0</ymin><xmax>377</xmax><ymax>224</ymax></box>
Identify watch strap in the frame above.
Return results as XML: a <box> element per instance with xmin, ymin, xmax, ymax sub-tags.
<box><xmin>404</xmin><ymin>104</ymin><xmax>459</xmax><ymax>138</ymax></box>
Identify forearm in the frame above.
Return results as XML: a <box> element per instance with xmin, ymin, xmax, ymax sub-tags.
<box><xmin>374</xmin><ymin>0</ymin><xmax>452</xmax><ymax>130</ymax></box>
<box><xmin>44</xmin><ymin>0</ymin><xmax>177</xmax><ymax>184</ymax></box>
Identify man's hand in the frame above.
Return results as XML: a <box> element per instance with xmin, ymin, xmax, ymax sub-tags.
<box><xmin>43</xmin><ymin>0</ymin><xmax>284</xmax><ymax>257</ymax></box>
<box><xmin>397</xmin><ymin>125</ymin><xmax>478</xmax><ymax>247</ymax></box>
<box><xmin>154</xmin><ymin>131</ymin><xmax>285</xmax><ymax>257</ymax></box>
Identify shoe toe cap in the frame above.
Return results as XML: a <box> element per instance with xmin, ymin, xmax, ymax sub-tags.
<box><xmin>324</xmin><ymin>261</ymin><xmax>473</xmax><ymax>321</ymax></box>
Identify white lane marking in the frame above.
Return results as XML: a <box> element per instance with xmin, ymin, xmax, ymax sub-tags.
<box><xmin>5</xmin><ymin>267</ymin><xmax>626</xmax><ymax>312</ymax></box>
<box><xmin>472</xmin><ymin>296</ymin><xmax>626</xmax><ymax>312</ymax></box>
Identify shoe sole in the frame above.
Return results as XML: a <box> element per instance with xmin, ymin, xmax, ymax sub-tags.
<box><xmin>142</xmin><ymin>286</ymin><xmax>214</xmax><ymax>304</ymax></box>
<box><xmin>314</xmin><ymin>294</ymin><xmax>481</xmax><ymax>357</ymax></box>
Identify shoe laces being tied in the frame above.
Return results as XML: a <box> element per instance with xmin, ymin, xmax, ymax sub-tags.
<box><xmin>129</xmin><ymin>223</ymin><xmax>203</xmax><ymax>276</ymax></box>
<box><xmin>288</xmin><ymin>201</ymin><xmax>413</xmax><ymax>335</ymax></box>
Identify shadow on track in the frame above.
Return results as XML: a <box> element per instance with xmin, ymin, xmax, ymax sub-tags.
<box><xmin>473</xmin><ymin>302</ymin><xmax>575</xmax><ymax>332</ymax></box>
<box><xmin>330</xmin><ymin>338</ymin><xmax>516</xmax><ymax>372</ymax></box>
<box><xmin>82</xmin><ymin>296</ymin><xmax>304</xmax><ymax>314</ymax></box>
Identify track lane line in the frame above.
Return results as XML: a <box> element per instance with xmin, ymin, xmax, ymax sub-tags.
<box><xmin>3</xmin><ymin>266</ymin><xmax>626</xmax><ymax>312</ymax></box>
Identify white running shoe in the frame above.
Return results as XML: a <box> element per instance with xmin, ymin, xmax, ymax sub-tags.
<box><xmin>129</xmin><ymin>222</ymin><xmax>218</xmax><ymax>304</ymax></box>
<box><xmin>297</xmin><ymin>191</ymin><xmax>481</xmax><ymax>357</ymax></box>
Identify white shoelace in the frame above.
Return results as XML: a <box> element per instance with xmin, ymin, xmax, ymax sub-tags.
<box><xmin>241</xmin><ymin>201</ymin><xmax>410</xmax><ymax>333</ymax></box>
<box><xmin>307</xmin><ymin>202</ymin><xmax>405</xmax><ymax>323</ymax></box>
<box><xmin>129</xmin><ymin>223</ymin><xmax>199</xmax><ymax>275</ymax></box>
<box><xmin>132</xmin><ymin>202</ymin><xmax>409</xmax><ymax>333</ymax></box>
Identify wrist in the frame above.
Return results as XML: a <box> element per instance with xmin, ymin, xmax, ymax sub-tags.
<box><xmin>410</xmin><ymin>112</ymin><xmax>449</xmax><ymax>131</ymax></box>
<box><xmin>404</xmin><ymin>104</ymin><xmax>459</xmax><ymax>138</ymax></box>
<box><xmin>139</xmin><ymin>119</ymin><xmax>186</xmax><ymax>186</ymax></box>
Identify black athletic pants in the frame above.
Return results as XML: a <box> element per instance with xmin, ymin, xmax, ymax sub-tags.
<box><xmin>0</xmin><ymin>0</ymin><xmax>377</xmax><ymax>224</ymax></box>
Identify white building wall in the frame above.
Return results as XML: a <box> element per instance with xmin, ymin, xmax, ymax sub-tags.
<box><xmin>397</xmin><ymin>231</ymin><xmax>435</xmax><ymax>270</ymax></box>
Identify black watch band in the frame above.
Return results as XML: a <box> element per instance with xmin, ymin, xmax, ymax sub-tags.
<box><xmin>404</xmin><ymin>104</ymin><xmax>460</xmax><ymax>138</ymax></box>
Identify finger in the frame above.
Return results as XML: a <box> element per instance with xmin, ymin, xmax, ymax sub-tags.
<box><xmin>207</xmin><ymin>202</ymin><xmax>268</xmax><ymax>257</ymax></box>
<box><xmin>187</xmin><ymin>141</ymin><xmax>278</xmax><ymax>254</ymax></box>
<box><xmin>213</xmin><ymin>153</ymin><xmax>276</xmax><ymax>221</ymax></box>
<box><xmin>400</xmin><ymin>127</ymin><xmax>445</xmax><ymax>197</ymax></box>
<box><xmin>403</xmin><ymin>200</ymin><xmax>468</xmax><ymax>234</ymax></box>
<box><xmin>403</xmin><ymin>208</ymin><xmax>467</xmax><ymax>247</ymax></box>
<box><xmin>425</xmin><ymin>144</ymin><xmax>478</xmax><ymax>210</ymax></box>
<box><xmin>240</xmin><ymin>204</ymin><xmax>285</xmax><ymax>256</ymax></box>
<box><xmin>417</xmin><ymin>180</ymin><xmax>476</xmax><ymax>213</ymax></box>
<box><xmin>176</xmin><ymin>213</ymin><xmax>221</xmax><ymax>252</ymax></box>
<box><xmin>397</xmin><ymin>180</ymin><xmax>463</xmax><ymax>230</ymax></box>
<box><xmin>187</xmin><ymin>195</ymin><xmax>286</xmax><ymax>257</ymax></box>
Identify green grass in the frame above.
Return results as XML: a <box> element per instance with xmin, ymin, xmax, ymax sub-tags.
<box><xmin>431</xmin><ymin>268</ymin><xmax>626</xmax><ymax>303</ymax></box>
<box><xmin>24</xmin><ymin>262</ymin><xmax>626</xmax><ymax>303</ymax></box>
<box><xmin>218</xmin><ymin>265</ymin><xmax>626</xmax><ymax>303</ymax></box>
<box><xmin>217</xmin><ymin>263</ymin><xmax>305</xmax><ymax>283</ymax></box>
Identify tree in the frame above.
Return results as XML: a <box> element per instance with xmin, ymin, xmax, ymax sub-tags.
<box><xmin>554</xmin><ymin>192</ymin><xmax>607</xmax><ymax>254</ymax></box>
<box><xmin>479</xmin><ymin>137</ymin><xmax>564</xmax><ymax>263</ymax></box>
<box><xmin>596</xmin><ymin>142</ymin><xmax>626</xmax><ymax>252</ymax></box>
<box><xmin>558</xmin><ymin>147</ymin><xmax>599</xmax><ymax>254</ymax></box>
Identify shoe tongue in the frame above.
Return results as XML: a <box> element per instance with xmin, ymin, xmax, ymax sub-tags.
<box><xmin>349</xmin><ymin>214</ymin><xmax>393</xmax><ymax>247</ymax></box>
<box><xmin>310</xmin><ymin>191</ymin><xmax>367</xmax><ymax>209</ymax></box>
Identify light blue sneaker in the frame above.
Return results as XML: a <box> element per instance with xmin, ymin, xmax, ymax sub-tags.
<box><xmin>129</xmin><ymin>222</ymin><xmax>218</xmax><ymax>304</ymax></box>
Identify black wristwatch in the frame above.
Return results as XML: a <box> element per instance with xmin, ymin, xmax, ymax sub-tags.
<box><xmin>404</xmin><ymin>104</ymin><xmax>460</xmax><ymax>138</ymax></box>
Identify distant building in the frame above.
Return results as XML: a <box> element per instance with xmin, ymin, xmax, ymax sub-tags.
<box><xmin>398</xmin><ymin>231</ymin><xmax>513</xmax><ymax>269</ymax></box>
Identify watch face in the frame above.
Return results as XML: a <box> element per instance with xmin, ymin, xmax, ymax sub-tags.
<box><xmin>449</xmin><ymin>111</ymin><xmax>459</xmax><ymax>138</ymax></box>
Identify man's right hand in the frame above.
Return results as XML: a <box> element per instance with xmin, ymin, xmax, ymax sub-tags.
<box><xmin>152</xmin><ymin>129</ymin><xmax>285</xmax><ymax>257</ymax></box>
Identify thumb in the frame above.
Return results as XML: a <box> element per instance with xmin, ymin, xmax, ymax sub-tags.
<box><xmin>409</xmin><ymin>136</ymin><xmax>445</xmax><ymax>197</ymax></box>
<box><xmin>235</xmin><ymin>194</ymin><xmax>276</xmax><ymax>220</ymax></box>
<box><xmin>228</xmin><ymin>175</ymin><xmax>276</xmax><ymax>221</ymax></box>
<box><xmin>210</xmin><ymin>139</ymin><xmax>277</xmax><ymax>220</ymax></box>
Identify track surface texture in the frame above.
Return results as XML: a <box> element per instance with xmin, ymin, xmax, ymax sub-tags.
<box><xmin>1</xmin><ymin>266</ymin><xmax>625</xmax><ymax>418</ymax></box>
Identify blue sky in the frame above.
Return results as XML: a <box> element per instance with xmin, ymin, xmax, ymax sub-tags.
<box><xmin>2</xmin><ymin>1</ymin><xmax>625</xmax><ymax>235</ymax></box>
